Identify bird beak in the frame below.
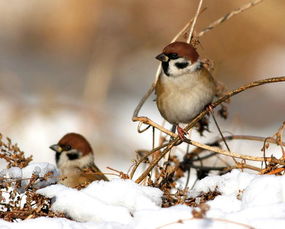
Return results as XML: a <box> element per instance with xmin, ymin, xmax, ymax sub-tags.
<box><xmin>155</xmin><ymin>53</ymin><xmax>169</xmax><ymax>62</ymax></box>
<box><xmin>49</xmin><ymin>144</ymin><xmax>63</xmax><ymax>153</ymax></box>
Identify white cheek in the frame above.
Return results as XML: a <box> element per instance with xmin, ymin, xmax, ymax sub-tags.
<box><xmin>168</xmin><ymin>59</ymin><xmax>191</xmax><ymax>76</ymax></box>
<box><xmin>57</xmin><ymin>151</ymin><xmax>95</xmax><ymax>170</ymax></box>
<box><xmin>167</xmin><ymin>59</ymin><xmax>202</xmax><ymax>77</ymax></box>
<box><xmin>57</xmin><ymin>151</ymin><xmax>69</xmax><ymax>168</ymax></box>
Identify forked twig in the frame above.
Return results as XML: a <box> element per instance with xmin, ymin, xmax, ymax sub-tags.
<box><xmin>129</xmin><ymin>142</ymin><xmax>169</xmax><ymax>179</ymax></box>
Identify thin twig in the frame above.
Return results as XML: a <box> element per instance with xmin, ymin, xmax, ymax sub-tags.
<box><xmin>226</xmin><ymin>135</ymin><xmax>285</xmax><ymax>146</ymax></box>
<box><xmin>210</xmin><ymin>109</ymin><xmax>238</xmax><ymax>164</ymax></box>
<box><xmin>130</xmin><ymin>143</ymin><xmax>169</xmax><ymax>179</ymax></box>
<box><xmin>184</xmin><ymin>77</ymin><xmax>285</xmax><ymax>134</ymax></box>
<box><xmin>189</xmin><ymin>134</ymin><xmax>285</xmax><ymax>160</ymax></box>
<box><xmin>136</xmin><ymin>139</ymin><xmax>181</xmax><ymax>183</ymax></box>
<box><xmin>133</xmin><ymin>116</ymin><xmax>176</xmax><ymax>137</ymax></box>
<box><xmin>187</xmin><ymin>0</ymin><xmax>204</xmax><ymax>44</ymax></box>
<box><xmin>184</xmin><ymin>139</ymin><xmax>285</xmax><ymax>166</ymax></box>
<box><xmin>197</xmin><ymin>0</ymin><xmax>263</xmax><ymax>37</ymax></box>
<box><xmin>231</xmin><ymin>163</ymin><xmax>262</xmax><ymax>172</ymax></box>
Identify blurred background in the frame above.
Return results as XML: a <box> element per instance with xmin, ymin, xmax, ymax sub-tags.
<box><xmin>0</xmin><ymin>0</ymin><xmax>284</xmax><ymax>173</ymax></box>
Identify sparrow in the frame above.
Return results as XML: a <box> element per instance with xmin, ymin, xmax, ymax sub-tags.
<box><xmin>155</xmin><ymin>41</ymin><xmax>217</xmax><ymax>138</ymax></box>
<box><xmin>50</xmin><ymin>132</ymin><xmax>108</xmax><ymax>188</ymax></box>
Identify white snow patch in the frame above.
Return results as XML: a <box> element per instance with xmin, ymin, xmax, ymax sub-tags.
<box><xmin>37</xmin><ymin>179</ymin><xmax>163</xmax><ymax>224</ymax></box>
<box><xmin>1</xmin><ymin>170</ymin><xmax>285</xmax><ymax>228</ymax></box>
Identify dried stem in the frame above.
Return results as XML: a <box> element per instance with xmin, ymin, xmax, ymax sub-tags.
<box><xmin>184</xmin><ymin>77</ymin><xmax>285</xmax><ymax>133</ymax></box>
<box><xmin>130</xmin><ymin>143</ymin><xmax>170</xmax><ymax>179</ymax></box>
<box><xmin>184</xmin><ymin>139</ymin><xmax>285</xmax><ymax>166</ymax></box>
<box><xmin>187</xmin><ymin>0</ymin><xmax>204</xmax><ymax>44</ymax></box>
<box><xmin>226</xmin><ymin>135</ymin><xmax>285</xmax><ymax>146</ymax></box>
<box><xmin>197</xmin><ymin>0</ymin><xmax>263</xmax><ymax>37</ymax></box>
<box><xmin>134</xmin><ymin>116</ymin><xmax>176</xmax><ymax>137</ymax></box>
<box><xmin>135</xmin><ymin>76</ymin><xmax>285</xmax><ymax>183</ymax></box>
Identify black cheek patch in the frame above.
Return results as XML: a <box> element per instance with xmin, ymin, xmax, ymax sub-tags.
<box><xmin>66</xmin><ymin>153</ymin><xmax>79</xmax><ymax>160</ymax></box>
<box><xmin>162</xmin><ymin>62</ymin><xmax>169</xmax><ymax>76</ymax></box>
<box><xmin>175</xmin><ymin>62</ymin><xmax>189</xmax><ymax>69</ymax></box>
<box><xmin>55</xmin><ymin>152</ymin><xmax>61</xmax><ymax>164</ymax></box>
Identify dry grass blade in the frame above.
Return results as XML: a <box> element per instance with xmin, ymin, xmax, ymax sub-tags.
<box><xmin>184</xmin><ymin>139</ymin><xmax>285</xmax><ymax>165</ymax></box>
<box><xmin>187</xmin><ymin>0</ymin><xmax>204</xmax><ymax>44</ymax></box>
<box><xmin>197</xmin><ymin>0</ymin><xmax>263</xmax><ymax>37</ymax></box>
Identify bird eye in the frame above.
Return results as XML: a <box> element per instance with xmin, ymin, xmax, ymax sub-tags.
<box><xmin>61</xmin><ymin>144</ymin><xmax>72</xmax><ymax>151</ymax></box>
<box><xmin>168</xmin><ymin>53</ymin><xmax>178</xmax><ymax>59</ymax></box>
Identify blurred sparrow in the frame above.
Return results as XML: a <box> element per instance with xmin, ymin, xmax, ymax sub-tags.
<box><xmin>50</xmin><ymin>133</ymin><xmax>108</xmax><ymax>188</ymax></box>
<box><xmin>155</xmin><ymin>41</ymin><xmax>217</xmax><ymax>138</ymax></box>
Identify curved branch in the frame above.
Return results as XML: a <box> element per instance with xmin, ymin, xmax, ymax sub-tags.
<box><xmin>184</xmin><ymin>77</ymin><xmax>285</xmax><ymax>133</ymax></box>
<box><xmin>185</xmin><ymin>139</ymin><xmax>285</xmax><ymax>166</ymax></box>
<box><xmin>135</xmin><ymin>76</ymin><xmax>285</xmax><ymax>183</ymax></box>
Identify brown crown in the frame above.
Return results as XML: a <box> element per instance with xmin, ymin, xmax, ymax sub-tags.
<box><xmin>58</xmin><ymin>133</ymin><xmax>93</xmax><ymax>156</ymax></box>
<box><xmin>162</xmin><ymin>41</ymin><xmax>199</xmax><ymax>63</ymax></box>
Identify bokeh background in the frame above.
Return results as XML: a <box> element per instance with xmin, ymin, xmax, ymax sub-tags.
<box><xmin>0</xmin><ymin>0</ymin><xmax>284</xmax><ymax>172</ymax></box>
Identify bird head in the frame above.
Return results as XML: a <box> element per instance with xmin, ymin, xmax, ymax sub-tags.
<box><xmin>156</xmin><ymin>41</ymin><xmax>201</xmax><ymax>77</ymax></box>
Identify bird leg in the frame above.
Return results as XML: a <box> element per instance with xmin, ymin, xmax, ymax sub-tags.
<box><xmin>177</xmin><ymin>125</ymin><xmax>187</xmax><ymax>140</ymax></box>
<box><xmin>171</xmin><ymin>124</ymin><xmax>187</xmax><ymax>140</ymax></box>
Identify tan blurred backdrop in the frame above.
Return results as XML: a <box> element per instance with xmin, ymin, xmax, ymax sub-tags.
<box><xmin>0</xmin><ymin>0</ymin><xmax>284</xmax><ymax>170</ymax></box>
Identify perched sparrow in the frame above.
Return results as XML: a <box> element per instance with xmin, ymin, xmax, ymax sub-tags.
<box><xmin>50</xmin><ymin>133</ymin><xmax>108</xmax><ymax>188</ymax></box>
<box><xmin>155</xmin><ymin>41</ymin><xmax>217</xmax><ymax>138</ymax></box>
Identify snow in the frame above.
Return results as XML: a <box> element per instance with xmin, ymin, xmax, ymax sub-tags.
<box><xmin>191</xmin><ymin>169</ymin><xmax>256</xmax><ymax>196</ymax></box>
<box><xmin>21</xmin><ymin>162</ymin><xmax>59</xmax><ymax>188</ymax></box>
<box><xmin>0</xmin><ymin>163</ymin><xmax>59</xmax><ymax>212</ymax></box>
<box><xmin>37</xmin><ymin>179</ymin><xmax>162</xmax><ymax>223</ymax></box>
<box><xmin>2</xmin><ymin>169</ymin><xmax>285</xmax><ymax>228</ymax></box>
<box><xmin>0</xmin><ymin>162</ymin><xmax>59</xmax><ymax>190</ymax></box>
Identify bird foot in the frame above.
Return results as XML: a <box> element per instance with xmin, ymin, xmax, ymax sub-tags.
<box><xmin>206</xmin><ymin>104</ymin><xmax>214</xmax><ymax>113</ymax></box>
<box><xmin>177</xmin><ymin>126</ymin><xmax>187</xmax><ymax>140</ymax></box>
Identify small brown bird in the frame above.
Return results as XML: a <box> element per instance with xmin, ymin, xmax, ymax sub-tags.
<box><xmin>155</xmin><ymin>41</ymin><xmax>217</xmax><ymax>138</ymax></box>
<box><xmin>50</xmin><ymin>133</ymin><xmax>108</xmax><ymax>188</ymax></box>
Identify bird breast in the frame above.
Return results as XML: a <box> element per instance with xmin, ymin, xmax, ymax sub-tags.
<box><xmin>155</xmin><ymin>68</ymin><xmax>216</xmax><ymax>124</ymax></box>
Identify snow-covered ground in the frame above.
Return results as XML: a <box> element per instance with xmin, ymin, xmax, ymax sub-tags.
<box><xmin>0</xmin><ymin>95</ymin><xmax>284</xmax><ymax>229</ymax></box>
<box><xmin>1</xmin><ymin>163</ymin><xmax>285</xmax><ymax>229</ymax></box>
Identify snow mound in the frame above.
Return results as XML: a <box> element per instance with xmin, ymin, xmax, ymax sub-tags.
<box><xmin>2</xmin><ymin>170</ymin><xmax>285</xmax><ymax>228</ymax></box>
<box><xmin>37</xmin><ymin>179</ymin><xmax>163</xmax><ymax>224</ymax></box>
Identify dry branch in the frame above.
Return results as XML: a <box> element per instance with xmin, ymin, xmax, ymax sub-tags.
<box><xmin>135</xmin><ymin>76</ymin><xmax>285</xmax><ymax>183</ymax></box>
<box><xmin>187</xmin><ymin>0</ymin><xmax>204</xmax><ymax>44</ymax></box>
<box><xmin>184</xmin><ymin>139</ymin><xmax>285</xmax><ymax>166</ymax></box>
<box><xmin>197</xmin><ymin>0</ymin><xmax>263</xmax><ymax>37</ymax></box>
